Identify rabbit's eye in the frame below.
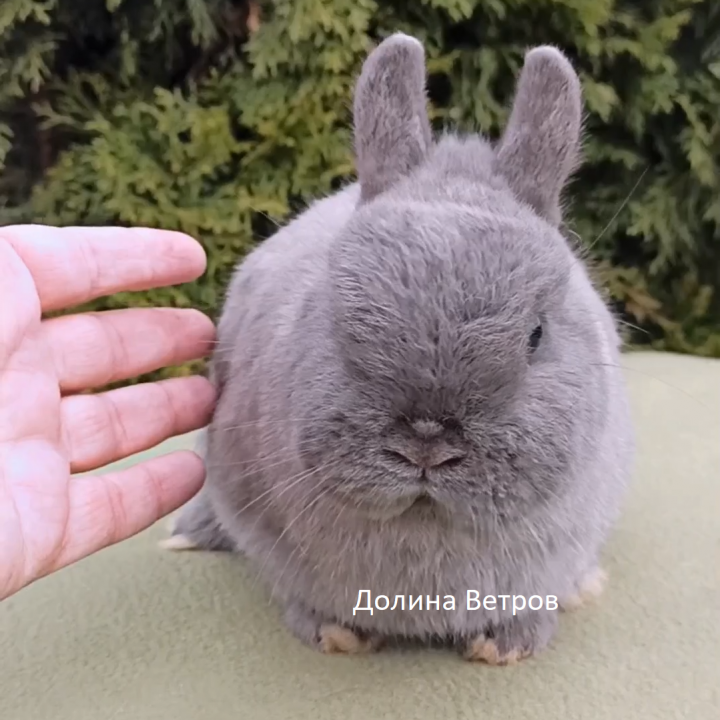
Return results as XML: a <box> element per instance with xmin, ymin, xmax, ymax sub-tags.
<box><xmin>528</xmin><ymin>323</ymin><xmax>543</xmax><ymax>352</ymax></box>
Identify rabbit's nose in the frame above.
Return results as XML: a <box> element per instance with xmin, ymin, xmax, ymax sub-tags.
<box><xmin>383</xmin><ymin>444</ymin><xmax>467</xmax><ymax>471</ymax></box>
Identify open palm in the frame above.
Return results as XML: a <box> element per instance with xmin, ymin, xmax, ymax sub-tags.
<box><xmin>0</xmin><ymin>226</ymin><xmax>216</xmax><ymax>600</ymax></box>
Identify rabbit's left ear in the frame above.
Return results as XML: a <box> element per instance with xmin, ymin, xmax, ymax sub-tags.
<box><xmin>493</xmin><ymin>47</ymin><xmax>583</xmax><ymax>226</ymax></box>
<box><xmin>354</xmin><ymin>33</ymin><xmax>433</xmax><ymax>202</ymax></box>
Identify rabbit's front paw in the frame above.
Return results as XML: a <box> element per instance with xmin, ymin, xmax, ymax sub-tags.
<box><xmin>463</xmin><ymin>609</ymin><xmax>557</xmax><ymax>665</ymax></box>
<box><xmin>318</xmin><ymin>624</ymin><xmax>383</xmax><ymax>655</ymax></box>
<box><xmin>284</xmin><ymin>601</ymin><xmax>382</xmax><ymax>655</ymax></box>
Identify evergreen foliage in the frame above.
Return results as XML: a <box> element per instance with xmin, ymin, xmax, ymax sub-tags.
<box><xmin>1</xmin><ymin>0</ymin><xmax>719</xmax><ymax>381</ymax></box>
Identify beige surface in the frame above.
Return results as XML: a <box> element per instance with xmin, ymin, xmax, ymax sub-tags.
<box><xmin>2</xmin><ymin>351</ymin><xmax>719</xmax><ymax>720</ymax></box>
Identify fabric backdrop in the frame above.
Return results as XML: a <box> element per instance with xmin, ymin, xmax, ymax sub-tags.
<box><xmin>2</xmin><ymin>351</ymin><xmax>718</xmax><ymax>720</ymax></box>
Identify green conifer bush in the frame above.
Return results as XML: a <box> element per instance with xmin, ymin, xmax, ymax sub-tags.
<box><xmin>1</xmin><ymin>0</ymin><xmax>719</xmax><ymax>381</ymax></box>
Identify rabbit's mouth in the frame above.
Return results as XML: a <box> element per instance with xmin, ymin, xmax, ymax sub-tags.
<box><xmin>408</xmin><ymin>492</ymin><xmax>434</xmax><ymax>510</ymax></box>
<box><xmin>390</xmin><ymin>490</ymin><xmax>441</xmax><ymax>518</ymax></box>
<box><xmin>346</xmin><ymin>488</ymin><xmax>442</xmax><ymax>521</ymax></box>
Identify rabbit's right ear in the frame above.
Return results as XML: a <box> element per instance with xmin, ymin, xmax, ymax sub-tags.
<box><xmin>354</xmin><ymin>34</ymin><xmax>433</xmax><ymax>202</ymax></box>
<box><xmin>493</xmin><ymin>47</ymin><xmax>583</xmax><ymax>226</ymax></box>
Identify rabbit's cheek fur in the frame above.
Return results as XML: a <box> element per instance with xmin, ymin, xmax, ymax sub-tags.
<box><xmin>170</xmin><ymin>35</ymin><xmax>635</xmax><ymax>659</ymax></box>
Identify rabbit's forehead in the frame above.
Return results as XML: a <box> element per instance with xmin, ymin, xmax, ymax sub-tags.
<box><xmin>334</xmin><ymin>202</ymin><xmax>570</xmax><ymax>306</ymax></box>
<box><xmin>344</xmin><ymin>199</ymin><xmax>566</xmax><ymax>260</ymax></box>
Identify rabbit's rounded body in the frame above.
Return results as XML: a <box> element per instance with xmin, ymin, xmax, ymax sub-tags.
<box><xmin>174</xmin><ymin>37</ymin><xmax>634</xmax><ymax>659</ymax></box>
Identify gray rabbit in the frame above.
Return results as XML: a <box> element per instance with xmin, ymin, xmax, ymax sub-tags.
<box><xmin>165</xmin><ymin>33</ymin><xmax>634</xmax><ymax>664</ymax></box>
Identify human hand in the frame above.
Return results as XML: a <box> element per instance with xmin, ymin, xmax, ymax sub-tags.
<box><xmin>0</xmin><ymin>225</ymin><xmax>216</xmax><ymax>600</ymax></box>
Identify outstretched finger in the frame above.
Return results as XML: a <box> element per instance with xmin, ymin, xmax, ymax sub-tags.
<box><xmin>57</xmin><ymin>451</ymin><xmax>206</xmax><ymax>573</ymax></box>
<box><xmin>62</xmin><ymin>376</ymin><xmax>216</xmax><ymax>473</ymax></box>
<box><xmin>44</xmin><ymin>308</ymin><xmax>215</xmax><ymax>393</ymax></box>
<box><xmin>2</xmin><ymin>225</ymin><xmax>207</xmax><ymax>313</ymax></box>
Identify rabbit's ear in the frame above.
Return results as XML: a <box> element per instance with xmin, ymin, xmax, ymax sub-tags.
<box><xmin>493</xmin><ymin>47</ymin><xmax>583</xmax><ymax>226</ymax></box>
<box><xmin>354</xmin><ymin>33</ymin><xmax>432</xmax><ymax>201</ymax></box>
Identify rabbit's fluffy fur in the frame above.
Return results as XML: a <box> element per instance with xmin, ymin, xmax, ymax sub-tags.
<box><xmin>169</xmin><ymin>34</ymin><xmax>634</xmax><ymax>663</ymax></box>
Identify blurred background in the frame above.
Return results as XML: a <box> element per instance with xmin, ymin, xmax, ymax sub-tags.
<box><xmin>1</xmin><ymin>0</ymin><xmax>719</xmax><ymax>382</ymax></box>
